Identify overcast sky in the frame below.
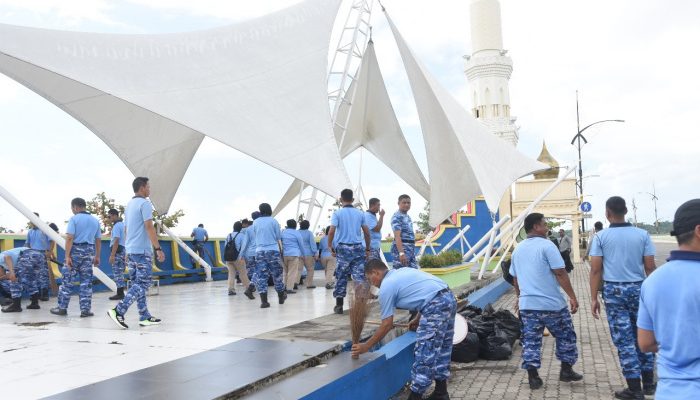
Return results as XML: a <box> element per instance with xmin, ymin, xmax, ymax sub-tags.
<box><xmin>1</xmin><ymin>0</ymin><xmax>698</xmax><ymax>237</ymax></box>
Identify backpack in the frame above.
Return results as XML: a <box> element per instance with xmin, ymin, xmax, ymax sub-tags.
<box><xmin>224</xmin><ymin>232</ymin><xmax>240</xmax><ymax>262</ymax></box>
<box><xmin>501</xmin><ymin>259</ymin><xmax>514</xmax><ymax>286</ymax></box>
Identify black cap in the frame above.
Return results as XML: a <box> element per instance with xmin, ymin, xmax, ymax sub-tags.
<box><xmin>670</xmin><ymin>199</ymin><xmax>700</xmax><ymax>236</ymax></box>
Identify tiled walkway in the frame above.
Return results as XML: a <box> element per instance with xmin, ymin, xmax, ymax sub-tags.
<box><xmin>447</xmin><ymin>263</ymin><xmax>640</xmax><ymax>400</ymax></box>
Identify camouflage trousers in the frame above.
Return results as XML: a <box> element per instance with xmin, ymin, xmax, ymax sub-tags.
<box><xmin>10</xmin><ymin>251</ymin><xmax>38</xmax><ymax>298</ymax></box>
<box><xmin>57</xmin><ymin>244</ymin><xmax>94</xmax><ymax>313</ymax></box>
<box><xmin>333</xmin><ymin>243</ymin><xmax>366</xmax><ymax>299</ymax></box>
<box><xmin>411</xmin><ymin>290</ymin><xmax>457</xmax><ymax>394</ymax></box>
<box><xmin>253</xmin><ymin>251</ymin><xmax>285</xmax><ymax>294</ymax></box>
<box><xmin>603</xmin><ymin>281</ymin><xmax>655</xmax><ymax>378</ymax></box>
<box><xmin>520</xmin><ymin>307</ymin><xmax>578</xmax><ymax>369</ymax></box>
<box><xmin>244</xmin><ymin>255</ymin><xmax>257</xmax><ymax>285</ymax></box>
<box><xmin>391</xmin><ymin>242</ymin><xmax>418</xmax><ymax>269</ymax></box>
<box><xmin>112</xmin><ymin>249</ymin><xmax>127</xmax><ymax>288</ymax></box>
<box><xmin>0</xmin><ymin>279</ymin><xmax>11</xmax><ymax>298</ymax></box>
<box><xmin>26</xmin><ymin>249</ymin><xmax>50</xmax><ymax>290</ymax></box>
<box><xmin>116</xmin><ymin>254</ymin><xmax>153</xmax><ymax>321</ymax></box>
<box><xmin>368</xmin><ymin>248</ymin><xmax>382</xmax><ymax>261</ymax></box>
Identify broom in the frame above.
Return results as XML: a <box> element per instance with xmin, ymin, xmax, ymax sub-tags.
<box><xmin>349</xmin><ymin>281</ymin><xmax>371</xmax><ymax>359</ymax></box>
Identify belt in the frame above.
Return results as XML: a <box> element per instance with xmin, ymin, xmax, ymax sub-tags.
<box><xmin>603</xmin><ymin>280</ymin><xmax>643</xmax><ymax>284</ymax></box>
<box><xmin>338</xmin><ymin>242</ymin><xmax>362</xmax><ymax>246</ymax></box>
<box><xmin>421</xmin><ymin>288</ymin><xmax>452</xmax><ymax>312</ymax></box>
<box><xmin>401</xmin><ymin>240</ymin><xmax>415</xmax><ymax>244</ymax></box>
<box><xmin>73</xmin><ymin>242</ymin><xmax>93</xmax><ymax>246</ymax></box>
<box><xmin>436</xmin><ymin>288</ymin><xmax>450</xmax><ymax>295</ymax></box>
<box><xmin>26</xmin><ymin>248</ymin><xmax>47</xmax><ymax>252</ymax></box>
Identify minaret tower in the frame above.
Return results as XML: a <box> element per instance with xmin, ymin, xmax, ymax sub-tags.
<box><xmin>464</xmin><ymin>0</ymin><xmax>519</xmax><ymax>146</ymax></box>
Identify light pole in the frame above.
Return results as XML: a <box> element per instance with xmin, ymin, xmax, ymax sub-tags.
<box><xmin>570</xmin><ymin>91</ymin><xmax>624</xmax><ymax>232</ymax></box>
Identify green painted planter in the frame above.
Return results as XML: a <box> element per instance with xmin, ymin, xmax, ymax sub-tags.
<box><xmin>422</xmin><ymin>262</ymin><xmax>472</xmax><ymax>288</ymax></box>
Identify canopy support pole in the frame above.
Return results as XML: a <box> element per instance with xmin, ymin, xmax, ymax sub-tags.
<box><xmin>0</xmin><ymin>183</ymin><xmax>117</xmax><ymax>291</ymax></box>
<box><xmin>161</xmin><ymin>226</ymin><xmax>212</xmax><ymax>282</ymax></box>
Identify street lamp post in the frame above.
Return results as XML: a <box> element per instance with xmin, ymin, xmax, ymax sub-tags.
<box><xmin>570</xmin><ymin>91</ymin><xmax>624</xmax><ymax>232</ymax></box>
<box><xmin>639</xmin><ymin>184</ymin><xmax>660</xmax><ymax>234</ymax></box>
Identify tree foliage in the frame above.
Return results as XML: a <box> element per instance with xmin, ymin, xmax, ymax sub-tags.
<box><xmin>85</xmin><ymin>192</ymin><xmax>184</xmax><ymax>232</ymax></box>
<box><xmin>416</xmin><ymin>202</ymin><xmax>433</xmax><ymax>234</ymax></box>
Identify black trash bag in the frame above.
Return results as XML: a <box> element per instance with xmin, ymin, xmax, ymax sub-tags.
<box><xmin>470</xmin><ymin>315</ymin><xmax>495</xmax><ymax>340</ymax></box>
<box><xmin>458</xmin><ymin>305</ymin><xmax>482</xmax><ymax>319</ymax></box>
<box><xmin>478</xmin><ymin>326</ymin><xmax>513</xmax><ymax>360</ymax></box>
<box><xmin>493</xmin><ymin>309</ymin><xmax>521</xmax><ymax>346</ymax></box>
<box><xmin>451</xmin><ymin>332</ymin><xmax>480</xmax><ymax>363</ymax></box>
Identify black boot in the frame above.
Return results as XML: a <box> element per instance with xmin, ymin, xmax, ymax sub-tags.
<box><xmin>0</xmin><ymin>298</ymin><xmax>11</xmax><ymax>307</ymax></box>
<box><xmin>614</xmin><ymin>378</ymin><xmax>644</xmax><ymax>400</ymax></box>
<box><xmin>642</xmin><ymin>370</ymin><xmax>656</xmax><ymax>395</ymax></box>
<box><xmin>1</xmin><ymin>298</ymin><xmax>22</xmax><ymax>313</ymax></box>
<box><xmin>527</xmin><ymin>368</ymin><xmax>543</xmax><ymax>390</ymax></box>
<box><xmin>27</xmin><ymin>294</ymin><xmax>40</xmax><ymax>309</ymax></box>
<box><xmin>260</xmin><ymin>293</ymin><xmax>270</xmax><ymax>309</ymax></box>
<box><xmin>334</xmin><ymin>297</ymin><xmax>344</xmax><ymax>314</ymax></box>
<box><xmin>278</xmin><ymin>290</ymin><xmax>287</xmax><ymax>305</ymax></box>
<box><xmin>244</xmin><ymin>284</ymin><xmax>255</xmax><ymax>300</ymax></box>
<box><xmin>426</xmin><ymin>379</ymin><xmax>449</xmax><ymax>400</ymax></box>
<box><xmin>559</xmin><ymin>362</ymin><xmax>583</xmax><ymax>382</ymax></box>
<box><xmin>40</xmin><ymin>288</ymin><xmax>49</xmax><ymax>301</ymax></box>
<box><xmin>407</xmin><ymin>390</ymin><xmax>423</xmax><ymax>400</ymax></box>
<box><xmin>109</xmin><ymin>287</ymin><xmax>125</xmax><ymax>301</ymax></box>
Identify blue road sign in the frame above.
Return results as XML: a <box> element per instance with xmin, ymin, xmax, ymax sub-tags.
<box><xmin>580</xmin><ymin>201</ymin><xmax>592</xmax><ymax>212</ymax></box>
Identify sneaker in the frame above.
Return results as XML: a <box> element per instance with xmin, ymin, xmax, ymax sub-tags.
<box><xmin>107</xmin><ymin>308</ymin><xmax>129</xmax><ymax>329</ymax></box>
<box><xmin>228</xmin><ymin>290</ymin><xmax>236</xmax><ymax>296</ymax></box>
<box><xmin>286</xmin><ymin>289</ymin><xmax>297</xmax><ymax>294</ymax></box>
<box><xmin>325</xmin><ymin>282</ymin><xmax>335</xmax><ymax>290</ymax></box>
<box><xmin>80</xmin><ymin>311</ymin><xmax>94</xmax><ymax>318</ymax></box>
<box><xmin>50</xmin><ymin>307</ymin><xmax>67</xmax><ymax>316</ymax></box>
<box><xmin>139</xmin><ymin>317</ymin><xmax>162</xmax><ymax>326</ymax></box>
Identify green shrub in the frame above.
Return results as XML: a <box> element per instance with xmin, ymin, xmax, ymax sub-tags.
<box><xmin>419</xmin><ymin>250</ymin><xmax>464</xmax><ymax>268</ymax></box>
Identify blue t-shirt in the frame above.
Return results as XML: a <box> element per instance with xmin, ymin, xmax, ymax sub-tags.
<box><xmin>391</xmin><ymin>211</ymin><xmax>415</xmax><ymax>242</ymax></box>
<box><xmin>510</xmin><ymin>236</ymin><xmax>567</xmax><ymax>311</ymax></box>
<box><xmin>589</xmin><ymin>223</ymin><xmax>655</xmax><ymax>282</ymax></box>
<box><xmin>66</xmin><ymin>212</ymin><xmax>101</xmax><ymax>245</ymax></box>
<box><xmin>253</xmin><ymin>216</ymin><xmax>281</xmax><ymax>252</ymax></box>
<box><xmin>379</xmin><ymin>267</ymin><xmax>448</xmax><ymax>319</ymax></box>
<box><xmin>110</xmin><ymin>220</ymin><xmax>125</xmax><ymax>248</ymax></box>
<box><xmin>319</xmin><ymin>236</ymin><xmax>332</xmax><ymax>258</ymax></box>
<box><xmin>638</xmin><ymin>251</ymin><xmax>700</xmax><ymax>398</ymax></box>
<box><xmin>330</xmin><ymin>205</ymin><xmax>366</xmax><ymax>245</ymax></box>
<box><xmin>280</xmin><ymin>229</ymin><xmax>304</xmax><ymax>257</ymax></box>
<box><xmin>0</xmin><ymin>247</ymin><xmax>28</xmax><ymax>271</ymax></box>
<box><xmin>124</xmin><ymin>196</ymin><xmax>154</xmax><ymax>254</ymax></box>
<box><xmin>192</xmin><ymin>227</ymin><xmax>208</xmax><ymax>241</ymax></box>
<box><xmin>27</xmin><ymin>228</ymin><xmax>51</xmax><ymax>251</ymax></box>
<box><xmin>299</xmin><ymin>230</ymin><xmax>317</xmax><ymax>257</ymax></box>
<box><xmin>242</xmin><ymin>227</ymin><xmax>257</xmax><ymax>257</ymax></box>
<box><xmin>364</xmin><ymin>211</ymin><xmax>382</xmax><ymax>250</ymax></box>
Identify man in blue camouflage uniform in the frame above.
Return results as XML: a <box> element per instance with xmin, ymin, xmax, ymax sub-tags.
<box><xmin>327</xmin><ymin>189</ymin><xmax>371</xmax><ymax>314</ymax></box>
<box><xmin>251</xmin><ymin>204</ymin><xmax>286</xmax><ymax>308</ymax></box>
<box><xmin>107</xmin><ymin>209</ymin><xmax>127</xmax><ymax>300</ymax></box>
<box><xmin>108</xmin><ymin>177</ymin><xmax>165</xmax><ymax>329</ymax></box>
<box><xmin>51</xmin><ymin>198</ymin><xmax>101</xmax><ymax>317</ymax></box>
<box><xmin>353</xmin><ymin>259</ymin><xmax>456</xmax><ymax>400</ymax></box>
<box><xmin>0</xmin><ymin>247</ymin><xmax>30</xmax><ymax>312</ymax></box>
<box><xmin>510</xmin><ymin>212</ymin><xmax>583</xmax><ymax>390</ymax></box>
<box><xmin>364</xmin><ymin>198</ymin><xmax>385</xmax><ymax>261</ymax></box>
<box><xmin>391</xmin><ymin>194</ymin><xmax>417</xmax><ymax>269</ymax></box>
<box><xmin>25</xmin><ymin>213</ymin><xmax>55</xmax><ymax>301</ymax></box>
<box><xmin>241</xmin><ymin>216</ymin><xmax>258</xmax><ymax>299</ymax></box>
<box><xmin>590</xmin><ymin>196</ymin><xmax>656</xmax><ymax>399</ymax></box>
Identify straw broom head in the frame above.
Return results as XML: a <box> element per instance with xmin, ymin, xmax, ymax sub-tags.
<box><xmin>349</xmin><ymin>282</ymin><xmax>371</xmax><ymax>358</ymax></box>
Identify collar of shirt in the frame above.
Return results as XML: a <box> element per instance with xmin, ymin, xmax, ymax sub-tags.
<box><xmin>342</xmin><ymin>204</ymin><xmax>354</xmax><ymax>208</ymax></box>
<box><xmin>667</xmin><ymin>250</ymin><xmax>700</xmax><ymax>262</ymax></box>
<box><xmin>609</xmin><ymin>222</ymin><xmax>632</xmax><ymax>228</ymax></box>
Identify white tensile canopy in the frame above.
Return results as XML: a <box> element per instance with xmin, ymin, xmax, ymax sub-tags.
<box><xmin>0</xmin><ymin>0</ymin><xmax>350</xmax><ymax>214</ymax></box>
<box><xmin>273</xmin><ymin>40</ymin><xmax>430</xmax><ymax>216</ymax></box>
<box><xmin>386</xmin><ymin>13</ymin><xmax>547</xmax><ymax>226</ymax></box>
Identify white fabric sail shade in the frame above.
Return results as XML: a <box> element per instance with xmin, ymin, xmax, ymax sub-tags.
<box><xmin>0</xmin><ymin>0</ymin><xmax>350</xmax><ymax>214</ymax></box>
<box><xmin>386</xmin><ymin>13</ymin><xmax>547</xmax><ymax>226</ymax></box>
<box><xmin>274</xmin><ymin>40</ymin><xmax>430</xmax><ymax>216</ymax></box>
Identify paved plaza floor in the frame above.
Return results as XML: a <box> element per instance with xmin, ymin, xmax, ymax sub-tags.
<box><xmin>446</xmin><ymin>262</ymin><xmax>653</xmax><ymax>400</ymax></box>
<box><xmin>1</xmin><ymin>277</ymin><xmax>341</xmax><ymax>399</ymax></box>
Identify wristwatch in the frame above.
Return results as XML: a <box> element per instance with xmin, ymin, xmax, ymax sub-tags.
<box><xmin>399</xmin><ymin>251</ymin><xmax>405</xmax><ymax>256</ymax></box>
<box><xmin>155</xmin><ymin>247</ymin><xmax>162</xmax><ymax>252</ymax></box>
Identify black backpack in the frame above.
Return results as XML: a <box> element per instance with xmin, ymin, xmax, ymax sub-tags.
<box><xmin>501</xmin><ymin>259</ymin><xmax>514</xmax><ymax>286</ymax></box>
<box><xmin>224</xmin><ymin>232</ymin><xmax>241</xmax><ymax>262</ymax></box>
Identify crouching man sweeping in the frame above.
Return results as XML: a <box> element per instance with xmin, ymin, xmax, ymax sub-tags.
<box><xmin>351</xmin><ymin>259</ymin><xmax>456</xmax><ymax>400</ymax></box>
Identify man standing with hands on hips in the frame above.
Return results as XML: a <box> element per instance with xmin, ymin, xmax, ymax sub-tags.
<box><xmin>108</xmin><ymin>177</ymin><xmax>165</xmax><ymax>329</ymax></box>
